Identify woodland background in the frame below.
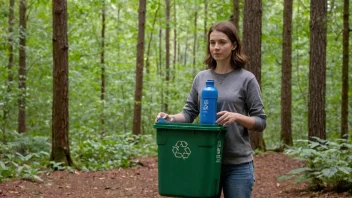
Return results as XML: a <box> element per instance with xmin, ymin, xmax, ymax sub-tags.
<box><xmin>0</xmin><ymin>0</ymin><xmax>351</xmax><ymax>187</ymax></box>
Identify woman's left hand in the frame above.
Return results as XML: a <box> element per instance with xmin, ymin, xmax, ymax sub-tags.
<box><xmin>216</xmin><ymin>111</ymin><xmax>237</xmax><ymax>126</ymax></box>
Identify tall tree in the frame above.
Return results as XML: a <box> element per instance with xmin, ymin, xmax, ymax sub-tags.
<box><xmin>132</xmin><ymin>0</ymin><xmax>146</xmax><ymax>135</ymax></box>
<box><xmin>164</xmin><ymin>0</ymin><xmax>170</xmax><ymax>112</ymax></box>
<box><xmin>100</xmin><ymin>0</ymin><xmax>106</xmax><ymax>135</ymax></box>
<box><xmin>192</xmin><ymin>4</ymin><xmax>198</xmax><ymax>76</ymax></box>
<box><xmin>341</xmin><ymin>0</ymin><xmax>349</xmax><ymax>140</ymax></box>
<box><xmin>173</xmin><ymin>0</ymin><xmax>177</xmax><ymax>79</ymax></box>
<box><xmin>146</xmin><ymin>3</ymin><xmax>159</xmax><ymax>74</ymax></box>
<box><xmin>18</xmin><ymin>0</ymin><xmax>26</xmax><ymax>133</ymax></box>
<box><xmin>243</xmin><ymin>0</ymin><xmax>266</xmax><ymax>151</ymax></box>
<box><xmin>280</xmin><ymin>0</ymin><xmax>293</xmax><ymax>148</ymax></box>
<box><xmin>50</xmin><ymin>0</ymin><xmax>73</xmax><ymax>166</ymax></box>
<box><xmin>308</xmin><ymin>0</ymin><xmax>327</xmax><ymax>141</ymax></box>
<box><xmin>203</xmin><ymin>0</ymin><xmax>208</xmax><ymax>41</ymax></box>
<box><xmin>232</xmin><ymin>0</ymin><xmax>240</xmax><ymax>29</ymax></box>
<box><xmin>3</xmin><ymin>0</ymin><xmax>15</xmax><ymax>142</ymax></box>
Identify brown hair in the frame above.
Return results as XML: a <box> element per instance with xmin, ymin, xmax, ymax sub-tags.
<box><xmin>204</xmin><ymin>21</ymin><xmax>247</xmax><ymax>70</ymax></box>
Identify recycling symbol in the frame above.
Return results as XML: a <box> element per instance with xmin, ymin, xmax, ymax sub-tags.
<box><xmin>172</xmin><ymin>141</ymin><xmax>191</xmax><ymax>160</ymax></box>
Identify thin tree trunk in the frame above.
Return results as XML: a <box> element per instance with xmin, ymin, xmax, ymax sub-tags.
<box><xmin>132</xmin><ymin>0</ymin><xmax>146</xmax><ymax>135</ymax></box>
<box><xmin>51</xmin><ymin>0</ymin><xmax>73</xmax><ymax>166</ymax></box>
<box><xmin>232</xmin><ymin>0</ymin><xmax>239</xmax><ymax>29</ymax></box>
<box><xmin>341</xmin><ymin>0</ymin><xmax>349</xmax><ymax>139</ymax></box>
<box><xmin>243</xmin><ymin>0</ymin><xmax>266</xmax><ymax>151</ymax></box>
<box><xmin>280</xmin><ymin>0</ymin><xmax>293</xmax><ymax>148</ymax></box>
<box><xmin>146</xmin><ymin>4</ymin><xmax>159</xmax><ymax>74</ymax></box>
<box><xmin>18</xmin><ymin>0</ymin><xmax>26</xmax><ymax>133</ymax></box>
<box><xmin>100</xmin><ymin>0</ymin><xmax>106</xmax><ymax>136</ymax></box>
<box><xmin>204</xmin><ymin>0</ymin><xmax>208</xmax><ymax>41</ymax></box>
<box><xmin>308</xmin><ymin>0</ymin><xmax>327</xmax><ymax>141</ymax></box>
<box><xmin>3</xmin><ymin>0</ymin><xmax>15</xmax><ymax>142</ymax></box>
<box><xmin>173</xmin><ymin>0</ymin><xmax>177</xmax><ymax>81</ymax></box>
<box><xmin>164</xmin><ymin>0</ymin><xmax>170</xmax><ymax>113</ymax></box>
<box><xmin>192</xmin><ymin>4</ymin><xmax>198</xmax><ymax>76</ymax></box>
<box><xmin>158</xmin><ymin>27</ymin><xmax>162</xmax><ymax>76</ymax></box>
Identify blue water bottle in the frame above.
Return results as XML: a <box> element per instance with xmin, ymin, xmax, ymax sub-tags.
<box><xmin>200</xmin><ymin>80</ymin><xmax>218</xmax><ymax>124</ymax></box>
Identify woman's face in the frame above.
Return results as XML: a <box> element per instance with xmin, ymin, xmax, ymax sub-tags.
<box><xmin>209</xmin><ymin>30</ymin><xmax>235</xmax><ymax>64</ymax></box>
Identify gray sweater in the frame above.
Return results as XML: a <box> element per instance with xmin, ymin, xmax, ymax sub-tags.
<box><xmin>181</xmin><ymin>69</ymin><xmax>266</xmax><ymax>164</ymax></box>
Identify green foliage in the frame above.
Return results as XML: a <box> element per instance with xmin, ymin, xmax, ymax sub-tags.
<box><xmin>0</xmin><ymin>131</ymin><xmax>157</xmax><ymax>182</ymax></box>
<box><xmin>71</xmin><ymin>133</ymin><xmax>157</xmax><ymax>171</ymax></box>
<box><xmin>0</xmin><ymin>139</ymin><xmax>49</xmax><ymax>182</ymax></box>
<box><xmin>279</xmin><ymin>138</ymin><xmax>352</xmax><ymax>193</ymax></box>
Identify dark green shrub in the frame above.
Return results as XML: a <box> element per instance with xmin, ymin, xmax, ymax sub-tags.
<box><xmin>279</xmin><ymin>137</ymin><xmax>352</xmax><ymax>194</ymax></box>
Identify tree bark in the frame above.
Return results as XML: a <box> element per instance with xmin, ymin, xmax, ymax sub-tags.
<box><xmin>173</xmin><ymin>0</ymin><xmax>177</xmax><ymax>81</ymax></box>
<box><xmin>308</xmin><ymin>0</ymin><xmax>327</xmax><ymax>141</ymax></box>
<box><xmin>18</xmin><ymin>0</ymin><xmax>26</xmax><ymax>133</ymax></box>
<box><xmin>243</xmin><ymin>0</ymin><xmax>266</xmax><ymax>151</ymax></box>
<box><xmin>146</xmin><ymin>4</ymin><xmax>159</xmax><ymax>74</ymax></box>
<box><xmin>100</xmin><ymin>0</ymin><xmax>106</xmax><ymax>135</ymax></box>
<box><xmin>203</xmin><ymin>0</ymin><xmax>208</xmax><ymax>41</ymax></box>
<box><xmin>232</xmin><ymin>0</ymin><xmax>240</xmax><ymax>30</ymax></box>
<box><xmin>192</xmin><ymin>4</ymin><xmax>198</xmax><ymax>76</ymax></box>
<box><xmin>3</xmin><ymin>0</ymin><xmax>15</xmax><ymax>142</ymax></box>
<box><xmin>164</xmin><ymin>0</ymin><xmax>170</xmax><ymax>113</ymax></box>
<box><xmin>51</xmin><ymin>0</ymin><xmax>73</xmax><ymax>166</ymax></box>
<box><xmin>280</xmin><ymin>0</ymin><xmax>293</xmax><ymax>148</ymax></box>
<box><xmin>132</xmin><ymin>0</ymin><xmax>146</xmax><ymax>135</ymax></box>
<box><xmin>341</xmin><ymin>0</ymin><xmax>349</xmax><ymax>139</ymax></box>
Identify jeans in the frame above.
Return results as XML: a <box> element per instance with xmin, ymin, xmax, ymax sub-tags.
<box><xmin>214</xmin><ymin>161</ymin><xmax>255</xmax><ymax>198</ymax></box>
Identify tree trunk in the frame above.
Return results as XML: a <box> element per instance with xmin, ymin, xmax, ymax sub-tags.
<box><xmin>3</xmin><ymin>0</ymin><xmax>15</xmax><ymax>142</ymax></box>
<box><xmin>164</xmin><ymin>0</ymin><xmax>170</xmax><ymax>113</ymax></box>
<box><xmin>18</xmin><ymin>0</ymin><xmax>26</xmax><ymax>133</ymax></box>
<box><xmin>192</xmin><ymin>4</ymin><xmax>198</xmax><ymax>76</ymax></box>
<box><xmin>203</xmin><ymin>0</ymin><xmax>208</xmax><ymax>41</ymax></box>
<box><xmin>308</xmin><ymin>0</ymin><xmax>327</xmax><ymax>141</ymax></box>
<box><xmin>280</xmin><ymin>0</ymin><xmax>293</xmax><ymax>149</ymax></box>
<box><xmin>232</xmin><ymin>0</ymin><xmax>239</xmax><ymax>29</ymax></box>
<box><xmin>100</xmin><ymin>0</ymin><xmax>106</xmax><ymax>136</ymax></box>
<box><xmin>173</xmin><ymin>0</ymin><xmax>177</xmax><ymax>81</ymax></box>
<box><xmin>341</xmin><ymin>0</ymin><xmax>349</xmax><ymax>140</ymax></box>
<box><xmin>243</xmin><ymin>0</ymin><xmax>266</xmax><ymax>151</ymax></box>
<box><xmin>132</xmin><ymin>0</ymin><xmax>146</xmax><ymax>135</ymax></box>
<box><xmin>146</xmin><ymin>4</ymin><xmax>159</xmax><ymax>74</ymax></box>
<box><xmin>51</xmin><ymin>0</ymin><xmax>73</xmax><ymax>166</ymax></box>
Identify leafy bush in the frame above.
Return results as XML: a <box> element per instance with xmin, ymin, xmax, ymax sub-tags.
<box><xmin>279</xmin><ymin>137</ymin><xmax>352</xmax><ymax>193</ymax></box>
<box><xmin>0</xmin><ymin>130</ymin><xmax>157</xmax><ymax>182</ymax></box>
<box><xmin>0</xmin><ymin>143</ymin><xmax>49</xmax><ymax>182</ymax></box>
<box><xmin>71</xmin><ymin>132</ymin><xmax>157</xmax><ymax>171</ymax></box>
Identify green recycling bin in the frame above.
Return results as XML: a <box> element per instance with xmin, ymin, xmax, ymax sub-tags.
<box><xmin>153</xmin><ymin>123</ymin><xmax>227</xmax><ymax>198</ymax></box>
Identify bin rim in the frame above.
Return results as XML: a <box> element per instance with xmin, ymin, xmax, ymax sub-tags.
<box><xmin>153</xmin><ymin>123</ymin><xmax>227</xmax><ymax>131</ymax></box>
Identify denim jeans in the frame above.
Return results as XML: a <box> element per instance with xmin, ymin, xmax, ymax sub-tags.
<box><xmin>214</xmin><ymin>161</ymin><xmax>255</xmax><ymax>198</ymax></box>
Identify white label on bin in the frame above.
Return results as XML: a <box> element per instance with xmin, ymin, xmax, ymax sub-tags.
<box><xmin>172</xmin><ymin>141</ymin><xmax>191</xmax><ymax>160</ymax></box>
<box><xmin>216</xmin><ymin>141</ymin><xmax>222</xmax><ymax>163</ymax></box>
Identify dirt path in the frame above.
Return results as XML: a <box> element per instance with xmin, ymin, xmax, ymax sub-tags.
<box><xmin>0</xmin><ymin>152</ymin><xmax>350</xmax><ymax>198</ymax></box>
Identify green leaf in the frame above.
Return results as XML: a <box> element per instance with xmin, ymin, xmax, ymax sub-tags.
<box><xmin>288</xmin><ymin>167</ymin><xmax>312</xmax><ymax>175</ymax></box>
<box><xmin>321</xmin><ymin>167</ymin><xmax>338</xmax><ymax>178</ymax></box>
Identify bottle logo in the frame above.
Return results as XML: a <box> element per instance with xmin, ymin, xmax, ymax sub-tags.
<box><xmin>203</xmin><ymin>100</ymin><xmax>209</xmax><ymax>110</ymax></box>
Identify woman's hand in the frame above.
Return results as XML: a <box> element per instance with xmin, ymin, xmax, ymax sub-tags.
<box><xmin>216</xmin><ymin>111</ymin><xmax>256</xmax><ymax>129</ymax></box>
<box><xmin>155</xmin><ymin>112</ymin><xmax>167</xmax><ymax>123</ymax></box>
<box><xmin>216</xmin><ymin>111</ymin><xmax>237</xmax><ymax>126</ymax></box>
<box><xmin>155</xmin><ymin>112</ymin><xmax>175</xmax><ymax>123</ymax></box>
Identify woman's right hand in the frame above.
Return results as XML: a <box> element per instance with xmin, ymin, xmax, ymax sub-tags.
<box><xmin>155</xmin><ymin>112</ymin><xmax>169</xmax><ymax>123</ymax></box>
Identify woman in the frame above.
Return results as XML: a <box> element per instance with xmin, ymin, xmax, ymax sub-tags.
<box><xmin>156</xmin><ymin>21</ymin><xmax>266</xmax><ymax>198</ymax></box>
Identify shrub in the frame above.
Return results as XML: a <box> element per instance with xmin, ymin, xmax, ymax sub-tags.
<box><xmin>279</xmin><ymin>137</ymin><xmax>352</xmax><ymax>194</ymax></box>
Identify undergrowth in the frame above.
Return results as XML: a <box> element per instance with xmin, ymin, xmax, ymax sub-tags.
<box><xmin>0</xmin><ymin>131</ymin><xmax>157</xmax><ymax>182</ymax></box>
<box><xmin>279</xmin><ymin>137</ymin><xmax>352</xmax><ymax>194</ymax></box>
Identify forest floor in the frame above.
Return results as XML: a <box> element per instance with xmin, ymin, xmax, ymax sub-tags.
<box><xmin>0</xmin><ymin>152</ymin><xmax>351</xmax><ymax>198</ymax></box>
